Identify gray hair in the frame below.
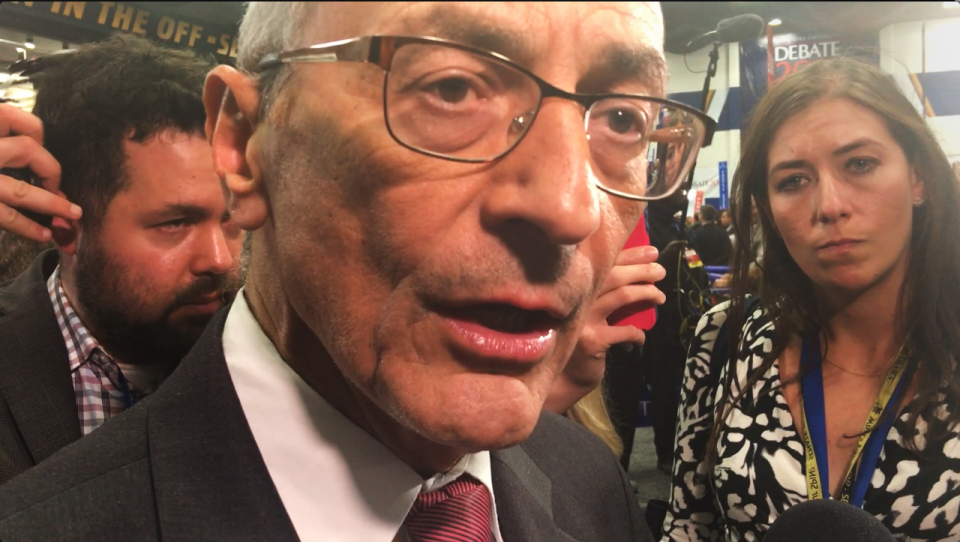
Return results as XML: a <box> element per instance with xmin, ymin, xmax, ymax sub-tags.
<box><xmin>236</xmin><ymin>2</ymin><xmax>315</xmax><ymax>116</ymax></box>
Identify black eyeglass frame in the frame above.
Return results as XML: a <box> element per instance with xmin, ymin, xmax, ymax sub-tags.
<box><xmin>257</xmin><ymin>35</ymin><xmax>717</xmax><ymax>201</ymax></box>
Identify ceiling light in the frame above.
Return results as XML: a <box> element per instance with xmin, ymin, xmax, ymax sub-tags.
<box><xmin>15</xmin><ymin>47</ymin><xmax>25</xmax><ymax>53</ymax></box>
<box><xmin>768</xmin><ymin>18</ymin><xmax>783</xmax><ymax>26</ymax></box>
<box><xmin>945</xmin><ymin>2</ymin><xmax>960</xmax><ymax>8</ymax></box>
<box><xmin>24</xmin><ymin>37</ymin><xmax>34</xmax><ymax>49</ymax></box>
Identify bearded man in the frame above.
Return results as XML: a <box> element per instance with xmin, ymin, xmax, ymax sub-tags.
<box><xmin>0</xmin><ymin>35</ymin><xmax>242</xmax><ymax>484</ymax></box>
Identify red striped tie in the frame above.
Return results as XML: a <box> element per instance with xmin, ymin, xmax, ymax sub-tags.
<box><xmin>403</xmin><ymin>474</ymin><xmax>492</xmax><ymax>542</ymax></box>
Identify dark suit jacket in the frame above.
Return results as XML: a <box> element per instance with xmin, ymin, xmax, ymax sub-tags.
<box><xmin>691</xmin><ymin>222</ymin><xmax>733</xmax><ymax>267</ymax></box>
<box><xmin>0</xmin><ymin>305</ymin><xmax>652</xmax><ymax>541</ymax></box>
<box><xmin>0</xmin><ymin>250</ymin><xmax>81</xmax><ymax>485</ymax></box>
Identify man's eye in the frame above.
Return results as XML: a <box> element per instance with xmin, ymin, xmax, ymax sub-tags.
<box><xmin>605</xmin><ymin>109</ymin><xmax>643</xmax><ymax>135</ymax></box>
<box><xmin>432</xmin><ymin>78</ymin><xmax>471</xmax><ymax>104</ymax></box>
<box><xmin>158</xmin><ymin>219</ymin><xmax>187</xmax><ymax>230</ymax></box>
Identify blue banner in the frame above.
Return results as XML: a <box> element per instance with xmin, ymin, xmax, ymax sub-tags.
<box><xmin>718</xmin><ymin>161</ymin><xmax>729</xmax><ymax>210</ymax></box>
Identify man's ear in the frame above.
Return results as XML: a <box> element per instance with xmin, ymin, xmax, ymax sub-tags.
<box><xmin>204</xmin><ymin>65</ymin><xmax>269</xmax><ymax>232</ymax></box>
<box><xmin>50</xmin><ymin>215</ymin><xmax>80</xmax><ymax>256</ymax></box>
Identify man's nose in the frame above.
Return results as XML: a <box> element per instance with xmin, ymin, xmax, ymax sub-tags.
<box><xmin>192</xmin><ymin>223</ymin><xmax>235</xmax><ymax>276</ymax></box>
<box><xmin>814</xmin><ymin>169</ymin><xmax>851</xmax><ymax>225</ymax></box>
<box><xmin>480</xmin><ymin>99</ymin><xmax>602</xmax><ymax>246</ymax></box>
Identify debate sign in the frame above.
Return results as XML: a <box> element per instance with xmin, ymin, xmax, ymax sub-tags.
<box><xmin>739</xmin><ymin>32</ymin><xmax>877</xmax><ymax>132</ymax></box>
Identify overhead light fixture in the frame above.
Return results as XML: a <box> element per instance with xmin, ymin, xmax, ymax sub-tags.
<box><xmin>945</xmin><ymin>2</ymin><xmax>960</xmax><ymax>8</ymax></box>
<box><xmin>24</xmin><ymin>37</ymin><xmax>34</xmax><ymax>49</ymax></box>
<box><xmin>15</xmin><ymin>47</ymin><xmax>25</xmax><ymax>53</ymax></box>
<box><xmin>768</xmin><ymin>18</ymin><xmax>783</xmax><ymax>26</ymax></box>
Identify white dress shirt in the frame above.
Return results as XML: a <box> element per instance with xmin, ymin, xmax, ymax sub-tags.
<box><xmin>222</xmin><ymin>290</ymin><xmax>504</xmax><ymax>542</ymax></box>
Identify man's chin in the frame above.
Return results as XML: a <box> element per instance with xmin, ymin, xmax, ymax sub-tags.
<box><xmin>384</xmin><ymin>375</ymin><xmax>546</xmax><ymax>452</ymax></box>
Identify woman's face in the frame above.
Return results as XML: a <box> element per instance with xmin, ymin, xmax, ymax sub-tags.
<box><xmin>720</xmin><ymin>211</ymin><xmax>732</xmax><ymax>227</ymax></box>
<box><xmin>765</xmin><ymin>98</ymin><xmax>923</xmax><ymax>294</ymax></box>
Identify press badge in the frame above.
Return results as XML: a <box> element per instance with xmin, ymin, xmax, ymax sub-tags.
<box><xmin>684</xmin><ymin>248</ymin><xmax>703</xmax><ymax>268</ymax></box>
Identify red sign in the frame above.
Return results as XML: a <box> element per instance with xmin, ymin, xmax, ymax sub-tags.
<box><xmin>693</xmin><ymin>190</ymin><xmax>705</xmax><ymax>214</ymax></box>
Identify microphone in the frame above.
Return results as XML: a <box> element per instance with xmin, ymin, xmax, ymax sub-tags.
<box><xmin>764</xmin><ymin>500</ymin><xmax>900</xmax><ymax>542</ymax></box>
<box><xmin>685</xmin><ymin>14</ymin><xmax>765</xmax><ymax>52</ymax></box>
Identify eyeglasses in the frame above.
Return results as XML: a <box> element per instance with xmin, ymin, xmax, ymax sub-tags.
<box><xmin>257</xmin><ymin>35</ymin><xmax>716</xmax><ymax>201</ymax></box>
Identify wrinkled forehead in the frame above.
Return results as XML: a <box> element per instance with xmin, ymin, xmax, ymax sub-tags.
<box><xmin>306</xmin><ymin>2</ymin><xmax>666</xmax><ymax>96</ymax></box>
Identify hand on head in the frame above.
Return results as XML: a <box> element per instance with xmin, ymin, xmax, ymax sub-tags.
<box><xmin>0</xmin><ymin>103</ymin><xmax>80</xmax><ymax>242</ymax></box>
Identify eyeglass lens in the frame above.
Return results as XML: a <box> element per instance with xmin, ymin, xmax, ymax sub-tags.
<box><xmin>384</xmin><ymin>43</ymin><xmax>706</xmax><ymax>200</ymax></box>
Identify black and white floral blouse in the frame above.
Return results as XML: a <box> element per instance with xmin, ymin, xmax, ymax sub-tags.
<box><xmin>661</xmin><ymin>302</ymin><xmax>960</xmax><ymax>542</ymax></box>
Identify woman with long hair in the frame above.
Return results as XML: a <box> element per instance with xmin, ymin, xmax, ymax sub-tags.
<box><xmin>662</xmin><ymin>57</ymin><xmax>960</xmax><ymax>541</ymax></box>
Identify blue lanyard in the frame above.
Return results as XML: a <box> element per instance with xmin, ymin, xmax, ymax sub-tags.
<box><xmin>800</xmin><ymin>335</ymin><xmax>910</xmax><ymax>507</ymax></box>
<box><xmin>117</xmin><ymin>370</ymin><xmax>138</xmax><ymax>410</ymax></box>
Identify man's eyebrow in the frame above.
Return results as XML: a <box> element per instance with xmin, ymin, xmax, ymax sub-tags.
<box><xmin>398</xmin><ymin>4</ymin><xmax>665</xmax><ymax>95</ymax></box>
<box><xmin>578</xmin><ymin>44</ymin><xmax>666</xmax><ymax>96</ymax></box>
<box><xmin>149</xmin><ymin>204</ymin><xmax>211</xmax><ymax>222</ymax></box>
<box><xmin>400</xmin><ymin>5</ymin><xmax>533</xmax><ymax>65</ymax></box>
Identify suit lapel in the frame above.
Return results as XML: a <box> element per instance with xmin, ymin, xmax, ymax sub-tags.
<box><xmin>0</xmin><ymin>251</ymin><xmax>80</xmax><ymax>465</ymax></box>
<box><xmin>146</xmin><ymin>308</ymin><xmax>299</xmax><ymax>541</ymax></box>
<box><xmin>491</xmin><ymin>444</ymin><xmax>580</xmax><ymax>542</ymax></box>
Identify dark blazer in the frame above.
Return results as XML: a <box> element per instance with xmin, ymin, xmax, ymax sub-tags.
<box><xmin>0</xmin><ymin>250</ymin><xmax>81</xmax><ymax>485</ymax></box>
<box><xmin>0</xmin><ymin>304</ymin><xmax>652</xmax><ymax>541</ymax></box>
<box><xmin>691</xmin><ymin>222</ymin><xmax>733</xmax><ymax>267</ymax></box>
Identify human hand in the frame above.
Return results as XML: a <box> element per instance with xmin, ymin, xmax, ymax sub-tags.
<box><xmin>0</xmin><ymin>103</ymin><xmax>80</xmax><ymax>242</ymax></box>
<box><xmin>543</xmin><ymin>245</ymin><xmax>666</xmax><ymax>414</ymax></box>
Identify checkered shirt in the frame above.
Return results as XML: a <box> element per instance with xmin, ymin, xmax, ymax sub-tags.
<box><xmin>47</xmin><ymin>266</ymin><xmax>129</xmax><ymax>435</ymax></box>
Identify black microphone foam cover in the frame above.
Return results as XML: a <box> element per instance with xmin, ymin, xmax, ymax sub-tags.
<box><xmin>764</xmin><ymin>500</ymin><xmax>898</xmax><ymax>542</ymax></box>
<box><xmin>716</xmin><ymin>14</ymin><xmax>766</xmax><ymax>44</ymax></box>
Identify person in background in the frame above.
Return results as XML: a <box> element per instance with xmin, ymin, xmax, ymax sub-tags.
<box><xmin>688</xmin><ymin>212</ymin><xmax>701</xmax><ymax>233</ymax></box>
<box><xmin>567</xmin><ymin>386</ymin><xmax>624</xmax><ymax>456</ymax></box>
<box><xmin>663</xmin><ymin>57</ymin><xmax>960</xmax><ymax>541</ymax></box>
<box><xmin>0</xmin><ymin>2</ymin><xmax>715</xmax><ymax>540</ymax></box>
<box><xmin>0</xmin><ymin>234</ymin><xmax>53</xmax><ymax>283</ymax></box>
<box><xmin>642</xmin><ymin>237</ymin><xmax>711</xmax><ymax>475</ymax></box>
<box><xmin>544</xmin><ymin>243</ymin><xmax>668</xmax><ymax>470</ymax></box>
<box><xmin>720</xmin><ymin>209</ymin><xmax>735</xmax><ymax>245</ymax></box>
<box><xmin>648</xmin><ymin>188</ymin><xmax>688</xmax><ymax>252</ymax></box>
<box><xmin>690</xmin><ymin>204</ymin><xmax>732</xmax><ymax>266</ymax></box>
<box><xmin>0</xmin><ymin>35</ymin><xmax>242</xmax><ymax>485</ymax></box>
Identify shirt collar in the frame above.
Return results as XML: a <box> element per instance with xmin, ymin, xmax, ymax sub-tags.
<box><xmin>47</xmin><ymin>265</ymin><xmax>109</xmax><ymax>370</ymax></box>
<box><xmin>222</xmin><ymin>289</ymin><xmax>502</xmax><ymax>542</ymax></box>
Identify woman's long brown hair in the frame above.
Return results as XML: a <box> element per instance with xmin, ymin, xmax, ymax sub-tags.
<box><xmin>707</xmin><ymin>57</ymin><xmax>960</xmax><ymax>467</ymax></box>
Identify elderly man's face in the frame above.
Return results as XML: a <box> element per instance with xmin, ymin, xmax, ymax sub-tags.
<box><xmin>247</xmin><ymin>2</ymin><xmax>664</xmax><ymax>451</ymax></box>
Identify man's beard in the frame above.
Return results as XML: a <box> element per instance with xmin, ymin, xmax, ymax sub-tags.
<box><xmin>73</xmin><ymin>235</ymin><xmax>241</xmax><ymax>365</ymax></box>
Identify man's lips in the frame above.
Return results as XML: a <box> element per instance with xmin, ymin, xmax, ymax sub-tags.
<box><xmin>178</xmin><ymin>293</ymin><xmax>226</xmax><ymax>313</ymax></box>
<box><xmin>185</xmin><ymin>293</ymin><xmax>223</xmax><ymax>305</ymax></box>
<box><xmin>432</xmin><ymin>302</ymin><xmax>567</xmax><ymax>366</ymax></box>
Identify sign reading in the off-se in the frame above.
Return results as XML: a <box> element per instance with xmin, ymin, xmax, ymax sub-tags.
<box><xmin>3</xmin><ymin>2</ymin><xmax>238</xmax><ymax>63</ymax></box>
